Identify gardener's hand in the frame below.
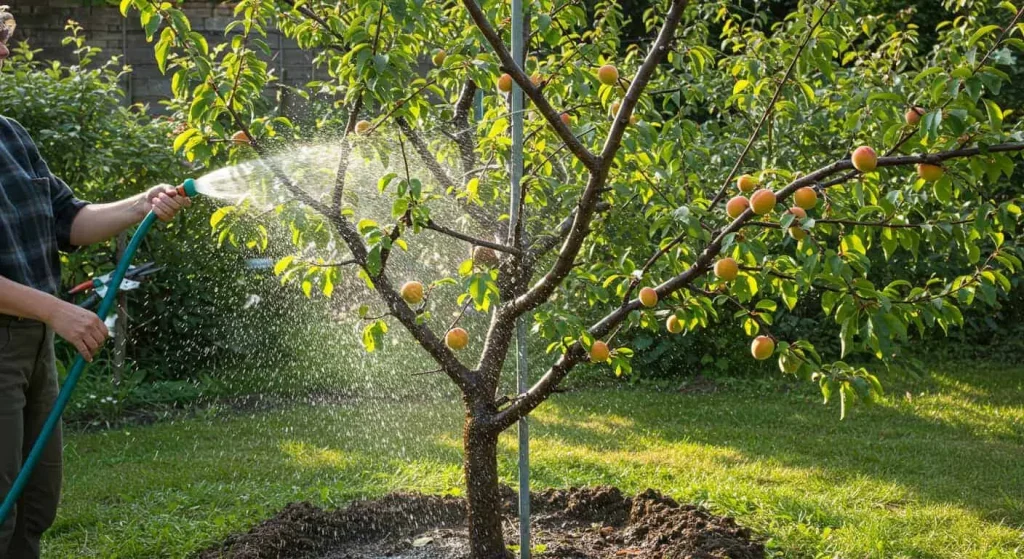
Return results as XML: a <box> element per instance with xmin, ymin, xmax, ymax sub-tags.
<box><xmin>46</xmin><ymin>299</ymin><xmax>108</xmax><ymax>362</ymax></box>
<box><xmin>144</xmin><ymin>184</ymin><xmax>191</xmax><ymax>222</ymax></box>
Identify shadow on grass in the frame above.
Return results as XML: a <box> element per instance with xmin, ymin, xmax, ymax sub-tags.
<box><xmin>525</xmin><ymin>364</ymin><xmax>1024</xmax><ymax>528</ymax></box>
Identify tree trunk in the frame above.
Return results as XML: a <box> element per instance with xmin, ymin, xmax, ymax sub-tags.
<box><xmin>464</xmin><ymin>416</ymin><xmax>509</xmax><ymax>559</ymax></box>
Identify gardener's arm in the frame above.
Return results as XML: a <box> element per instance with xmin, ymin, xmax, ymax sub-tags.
<box><xmin>67</xmin><ymin>185</ymin><xmax>191</xmax><ymax>247</ymax></box>
<box><xmin>0</xmin><ymin>275</ymin><xmax>109</xmax><ymax>361</ymax></box>
<box><xmin>7</xmin><ymin>117</ymin><xmax>189</xmax><ymax>247</ymax></box>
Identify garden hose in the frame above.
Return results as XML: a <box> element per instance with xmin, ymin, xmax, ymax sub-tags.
<box><xmin>0</xmin><ymin>179</ymin><xmax>198</xmax><ymax>526</ymax></box>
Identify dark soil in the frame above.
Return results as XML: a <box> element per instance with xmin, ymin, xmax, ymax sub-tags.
<box><xmin>198</xmin><ymin>486</ymin><xmax>764</xmax><ymax>559</ymax></box>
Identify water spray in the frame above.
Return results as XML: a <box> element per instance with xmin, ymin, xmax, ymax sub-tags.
<box><xmin>0</xmin><ymin>179</ymin><xmax>199</xmax><ymax>525</ymax></box>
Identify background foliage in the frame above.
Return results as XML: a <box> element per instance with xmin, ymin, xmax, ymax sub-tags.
<box><xmin>0</xmin><ymin>27</ymin><xmax>331</xmax><ymax>421</ymax></box>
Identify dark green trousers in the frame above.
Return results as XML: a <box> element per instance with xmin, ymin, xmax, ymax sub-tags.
<box><xmin>0</xmin><ymin>316</ymin><xmax>62</xmax><ymax>559</ymax></box>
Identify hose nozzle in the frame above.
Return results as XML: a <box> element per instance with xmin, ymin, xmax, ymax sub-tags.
<box><xmin>176</xmin><ymin>178</ymin><xmax>198</xmax><ymax>198</ymax></box>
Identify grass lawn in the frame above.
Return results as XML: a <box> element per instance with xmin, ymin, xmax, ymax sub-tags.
<box><xmin>46</xmin><ymin>361</ymin><xmax>1023</xmax><ymax>558</ymax></box>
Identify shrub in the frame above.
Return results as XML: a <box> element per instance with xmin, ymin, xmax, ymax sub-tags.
<box><xmin>0</xmin><ymin>25</ymin><xmax>328</xmax><ymax>404</ymax></box>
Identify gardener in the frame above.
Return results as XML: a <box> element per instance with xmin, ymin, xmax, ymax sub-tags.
<box><xmin>0</xmin><ymin>8</ymin><xmax>191</xmax><ymax>558</ymax></box>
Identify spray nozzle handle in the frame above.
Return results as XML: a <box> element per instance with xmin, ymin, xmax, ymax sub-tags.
<box><xmin>176</xmin><ymin>178</ymin><xmax>198</xmax><ymax>198</ymax></box>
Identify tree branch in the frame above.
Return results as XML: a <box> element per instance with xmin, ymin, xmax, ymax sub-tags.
<box><xmin>424</xmin><ymin>220</ymin><xmax>522</xmax><ymax>256</ymax></box>
<box><xmin>529</xmin><ymin>201</ymin><xmax>611</xmax><ymax>258</ymax></box>
<box><xmin>744</xmin><ymin>217</ymin><xmax>973</xmax><ymax>230</ymax></box>
<box><xmin>301</xmin><ymin>258</ymin><xmax>359</xmax><ymax>268</ymax></box>
<box><xmin>706</xmin><ymin>0</ymin><xmax>836</xmax><ymax>212</ymax></box>
<box><xmin>494</xmin><ymin>140</ymin><xmax>1024</xmax><ymax>430</ymax></box>
<box><xmin>332</xmin><ymin>96</ymin><xmax>364</xmax><ymax>214</ymax></box>
<box><xmin>818</xmin><ymin>4</ymin><xmax>1024</xmax><ymax>192</ymax></box>
<box><xmin>599</xmin><ymin>0</ymin><xmax>689</xmax><ymax>164</ymax></box>
<box><xmin>394</xmin><ymin>117</ymin><xmax>497</xmax><ymax>228</ymax></box>
<box><xmin>452</xmin><ymin>78</ymin><xmax>479</xmax><ymax>176</ymax></box>
<box><xmin>459</xmin><ymin>0</ymin><xmax>599</xmax><ymax>170</ymax></box>
<box><xmin>370</xmin><ymin>270</ymin><xmax>480</xmax><ymax>395</ymax></box>
<box><xmin>174</xmin><ymin>2</ymin><xmax>480</xmax><ymax>401</ymax></box>
<box><xmin>369</xmin><ymin>77</ymin><xmax>438</xmax><ymax>134</ymax></box>
<box><xmin>975</xmin><ymin>5</ymin><xmax>1024</xmax><ymax>73</ymax></box>
<box><xmin>507</xmin><ymin>0</ymin><xmax>690</xmax><ymax>319</ymax></box>
<box><xmin>228</xmin><ymin>112</ymin><xmax>476</xmax><ymax>397</ymax></box>
<box><xmin>277</xmin><ymin>0</ymin><xmax>350</xmax><ymax>53</ymax></box>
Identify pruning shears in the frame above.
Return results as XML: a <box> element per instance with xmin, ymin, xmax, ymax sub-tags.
<box><xmin>69</xmin><ymin>262</ymin><xmax>163</xmax><ymax>312</ymax></box>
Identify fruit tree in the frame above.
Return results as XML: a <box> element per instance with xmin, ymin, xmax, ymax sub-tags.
<box><xmin>122</xmin><ymin>0</ymin><xmax>1024</xmax><ymax>557</ymax></box>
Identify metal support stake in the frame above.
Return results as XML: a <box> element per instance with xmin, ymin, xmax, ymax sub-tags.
<box><xmin>510</xmin><ymin>0</ymin><xmax>529</xmax><ymax>557</ymax></box>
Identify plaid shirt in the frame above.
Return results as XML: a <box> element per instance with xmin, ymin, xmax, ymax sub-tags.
<box><xmin>0</xmin><ymin>116</ymin><xmax>89</xmax><ymax>296</ymax></box>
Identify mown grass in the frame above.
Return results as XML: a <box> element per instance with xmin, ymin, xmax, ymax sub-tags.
<box><xmin>46</xmin><ymin>361</ymin><xmax>1023</xmax><ymax>558</ymax></box>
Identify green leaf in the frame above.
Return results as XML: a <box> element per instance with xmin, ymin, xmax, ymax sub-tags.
<box><xmin>821</xmin><ymin>379</ymin><xmax>833</xmax><ymax>404</ymax></box>
<box><xmin>968</xmin><ymin>25</ymin><xmax>1002</xmax><ymax>48</ymax></box>
<box><xmin>366</xmin><ymin>245</ymin><xmax>383</xmax><ymax>277</ymax></box>
<box><xmin>912</xmin><ymin>66</ymin><xmax>944</xmax><ymax>86</ymax></box>
<box><xmin>173</xmin><ymin>128</ymin><xmax>198</xmax><ymax>152</ymax></box>
<box><xmin>378</xmin><ymin>173</ymin><xmax>398</xmax><ymax>193</ymax></box>
<box><xmin>743</xmin><ymin>317</ymin><xmax>759</xmax><ymax>336</ymax></box>
<box><xmin>933</xmin><ymin>176</ymin><xmax>953</xmax><ymax>204</ymax></box>
<box><xmin>143</xmin><ymin>11</ymin><xmax>163</xmax><ymax>40</ymax></box>
<box><xmin>362</xmin><ymin>319</ymin><xmax>388</xmax><ymax>352</ymax></box>
<box><xmin>840</xmin><ymin>317</ymin><xmax>856</xmax><ymax>358</ymax></box>
<box><xmin>392</xmin><ymin>198</ymin><xmax>410</xmax><ymax>217</ymax></box>
<box><xmin>357</xmin><ymin>219</ymin><xmax>379</xmax><ymax>234</ymax></box>
<box><xmin>984</xmin><ymin>99</ymin><xmax>1003</xmax><ymax>132</ymax></box>
<box><xmin>387</xmin><ymin>0</ymin><xmax>409</xmax><ymax>24</ymax></box>
<box><xmin>155</xmin><ymin>36</ymin><xmax>171</xmax><ymax>74</ymax></box>
<box><xmin>209</xmin><ymin>206</ymin><xmax>233</xmax><ymax>229</ymax></box>
<box><xmin>922</xmin><ymin>110</ymin><xmax>943</xmax><ymax>143</ymax></box>
<box><xmin>273</xmin><ymin>255</ymin><xmax>294</xmax><ymax>276</ymax></box>
<box><xmin>841</xmin><ymin>234</ymin><xmax>866</xmax><ymax>255</ymax></box>
<box><xmin>781</xmin><ymin>281</ymin><xmax>798</xmax><ymax>311</ymax></box>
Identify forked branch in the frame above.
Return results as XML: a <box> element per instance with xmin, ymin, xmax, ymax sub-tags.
<box><xmin>470</xmin><ymin>0</ymin><xmax>691</xmax><ymax>398</ymax></box>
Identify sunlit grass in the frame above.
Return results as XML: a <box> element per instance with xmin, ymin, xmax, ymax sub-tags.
<box><xmin>47</xmin><ymin>361</ymin><xmax>1023</xmax><ymax>558</ymax></box>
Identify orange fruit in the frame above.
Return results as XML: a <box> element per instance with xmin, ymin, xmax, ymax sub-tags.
<box><xmin>726</xmin><ymin>196</ymin><xmax>749</xmax><ymax>219</ymax></box>
<box><xmin>666</xmin><ymin>315</ymin><xmax>683</xmax><ymax>334</ymax></box>
<box><xmin>751</xmin><ymin>336</ymin><xmax>775</xmax><ymax>360</ymax></box>
<box><xmin>737</xmin><ymin>175</ymin><xmax>757</xmax><ymax>193</ymax></box>
<box><xmin>639</xmin><ymin>287</ymin><xmax>658</xmax><ymax>308</ymax></box>
<box><xmin>793</xmin><ymin>187</ymin><xmax>817</xmax><ymax>210</ymax></box>
<box><xmin>916</xmin><ymin>163</ymin><xmax>944</xmax><ymax>182</ymax></box>
<box><xmin>400</xmin><ymin>281</ymin><xmax>424</xmax><ymax>305</ymax></box>
<box><xmin>497</xmin><ymin>73</ymin><xmax>513</xmax><ymax>93</ymax></box>
<box><xmin>597</xmin><ymin>64</ymin><xmax>619</xmax><ymax>86</ymax></box>
<box><xmin>445</xmin><ymin>328</ymin><xmax>469</xmax><ymax>350</ymax></box>
<box><xmin>714</xmin><ymin>258</ymin><xmax>739</xmax><ymax>281</ymax></box>
<box><xmin>852</xmin><ymin>146</ymin><xmax>878</xmax><ymax>173</ymax></box>
<box><xmin>750</xmin><ymin>189</ymin><xmax>777</xmax><ymax>215</ymax></box>
<box><xmin>590</xmin><ymin>341</ymin><xmax>610</xmax><ymax>363</ymax></box>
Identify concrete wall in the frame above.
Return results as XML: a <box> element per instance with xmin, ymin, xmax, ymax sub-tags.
<box><xmin>10</xmin><ymin>1</ymin><xmax>316</xmax><ymax>112</ymax></box>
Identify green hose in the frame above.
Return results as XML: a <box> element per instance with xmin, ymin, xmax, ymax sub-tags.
<box><xmin>0</xmin><ymin>179</ymin><xmax>196</xmax><ymax>526</ymax></box>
